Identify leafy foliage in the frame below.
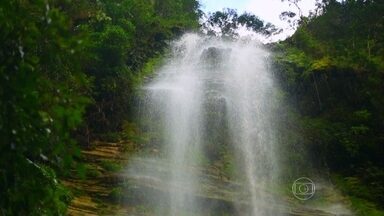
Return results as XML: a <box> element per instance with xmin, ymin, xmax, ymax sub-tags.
<box><xmin>0</xmin><ymin>0</ymin><xmax>90</xmax><ymax>214</ymax></box>
<box><xmin>273</xmin><ymin>0</ymin><xmax>384</xmax><ymax>210</ymax></box>
<box><xmin>0</xmin><ymin>0</ymin><xmax>199</xmax><ymax>214</ymax></box>
<box><xmin>82</xmin><ymin>0</ymin><xmax>200</xmax><ymax>133</ymax></box>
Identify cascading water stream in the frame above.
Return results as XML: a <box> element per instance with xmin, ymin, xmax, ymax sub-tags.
<box><xmin>223</xmin><ymin>42</ymin><xmax>278</xmax><ymax>215</ymax></box>
<box><xmin>148</xmin><ymin>35</ymin><xmax>205</xmax><ymax>214</ymax></box>
<box><xmin>134</xmin><ymin>34</ymin><xmax>279</xmax><ymax>215</ymax></box>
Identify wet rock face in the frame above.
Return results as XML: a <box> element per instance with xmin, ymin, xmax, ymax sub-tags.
<box><xmin>122</xmin><ymin>158</ymin><xmax>350</xmax><ymax>216</ymax></box>
<box><xmin>201</xmin><ymin>47</ymin><xmax>232</xmax><ymax>65</ymax></box>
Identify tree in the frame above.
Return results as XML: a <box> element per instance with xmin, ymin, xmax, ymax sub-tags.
<box><xmin>0</xmin><ymin>1</ymin><xmax>90</xmax><ymax>214</ymax></box>
<box><xmin>0</xmin><ymin>0</ymin><xmax>201</xmax><ymax>213</ymax></box>
<box><xmin>203</xmin><ymin>9</ymin><xmax>280</xmax><ymax>38</ymax></box>
<box><xmin>273</xmin><ymin>0</ymin><xmax>384</xmax><ymax>210</ymax></box>
<box><xmin>83</xmin><ymin>0</ymin><xmax>200</xmax><ymax>133</ymax></box>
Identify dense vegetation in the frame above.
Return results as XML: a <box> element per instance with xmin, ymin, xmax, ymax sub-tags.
<box><xmin>0</xmin><ymin>0</ymin><xmax>383</xmax><ymax>215</ymax></box>
<box><xmin>273</xmin><ymin>0</ymin><xmax>384</xmax><ymax>214</ymax></box>
<box><xmin>0</xmin><ymin>0</ymin><xmax>199</xmax><ymax>214</ymax></box>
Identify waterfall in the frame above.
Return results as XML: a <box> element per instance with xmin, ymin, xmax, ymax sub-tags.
<box><xmin>131</xmin><ymin>33</ymin><xmax>280</xmax><ymax>215</ymax></box>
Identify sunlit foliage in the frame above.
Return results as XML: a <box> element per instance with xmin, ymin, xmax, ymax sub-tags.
<box><xmin>273</xmin><ymin>0</ymin><xmax>384</xmax><ymax>211</ymax></box>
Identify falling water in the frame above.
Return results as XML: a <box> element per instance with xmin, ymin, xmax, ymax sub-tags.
<box><xmin>223</xmin><ymin>37</ymin><xmax>278</xmax><ymax>215</ymax></box>
<box><xmin>133</xmin><ymin>34</ymin><xmax>280</xmax><ymax>215</ymax></box>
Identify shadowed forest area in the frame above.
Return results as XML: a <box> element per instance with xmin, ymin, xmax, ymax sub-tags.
<box><xmin>0</xmin><ymin>0</ymin><xmax>383</xmax><ymax>215</ymax></box>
